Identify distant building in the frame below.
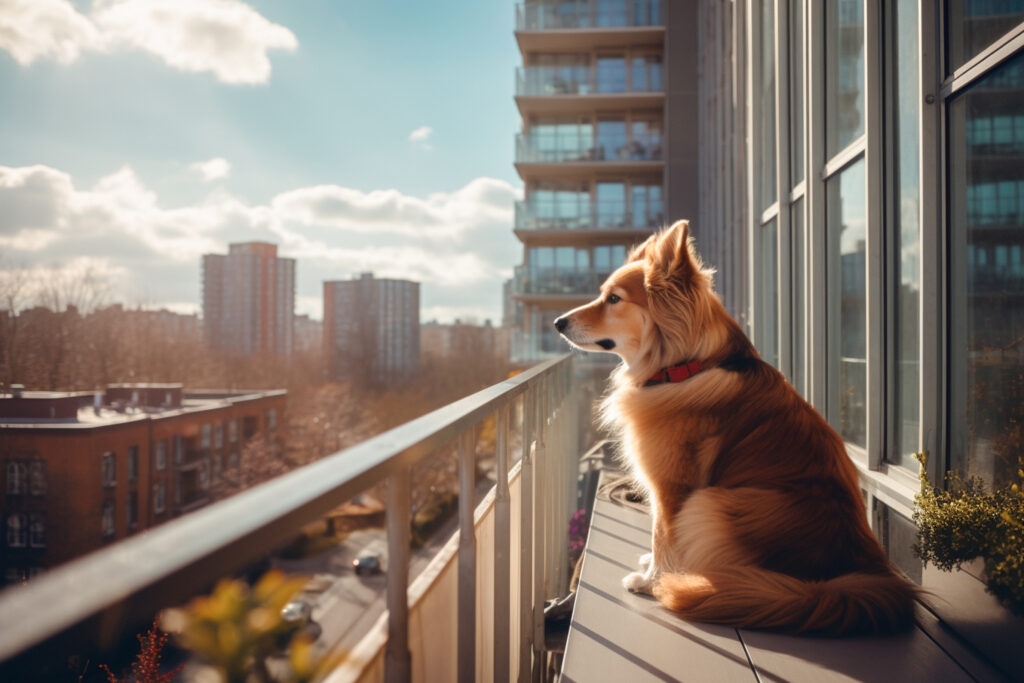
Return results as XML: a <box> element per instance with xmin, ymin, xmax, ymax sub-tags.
<box><xmin>421</xmin><ymin>320</ymin><xmax>511</xmax><ymax>361</ymax></box>
<box><xmin>293</xmin><ymin>314</ymin><xmax>323</xmax><ymax>355</ymax></box>
<box><xmin>324</xmin><ymin>274</ymin><xmax>419</xmax><ymax>386</ymax></box>
<box><xmin>0</xmin><ymin>384</ymin><xmax>285</xmax><ymax>586</ymax></box>
<box><xmin>202</xmin><ymin>242</ymin><xmax>295</xmax><ymax>355</ymax></box>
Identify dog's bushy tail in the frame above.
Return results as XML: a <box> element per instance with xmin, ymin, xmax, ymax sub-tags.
<box><xmin>654</xmin><ymin>565</ymin><xmax>918</xmax><ymax>636</ymax></box>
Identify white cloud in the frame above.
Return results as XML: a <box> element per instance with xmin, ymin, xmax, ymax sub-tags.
<box><xmin>0</xmin><ymin>0</ymin><xmax>100</xmax><ymax>65</ymax></box>
<box><xmin>408</xmin><ymin>126</ymin><xmax>432</xmax><ymax>142</ymax></box>
<box><xmin>0</xmin><ymin>0</ymin><xmax>297</xmax><ymax>84</ymax></box>
<box><xmin>190</xmin><ymin>157</ymin><xmax>231</xmax><ymax>182</ymax></box>
<box><xmin>0</xmin><ymin>163</ymin><xmax>523</xmax><ymax>322</ymax></box>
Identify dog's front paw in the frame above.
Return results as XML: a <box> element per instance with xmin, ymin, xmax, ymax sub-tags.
<box><xmin>622</xmin><ymin>570</ymin><xmax>655</xmax><ymax>594</ymax></box>
<box><xmin>638</xmin><ymin>552</ymin><xmax>653</xmax><ymax>571</ymax></box>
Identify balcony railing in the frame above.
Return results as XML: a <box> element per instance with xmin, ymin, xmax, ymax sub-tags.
<box><xmin>515</xmin><ymin>65</ymin><xmax>663</xmax><ymax>96</ymax></box>
<box><xmin>515</xmin><ymin>0</ymin><xmax>663</xmax><ymax>31</ymax></box>
<box><xmin>515</xmin><ymin>199</ymin><xmax>663</xmax><ymax>232</ymax></box>
<box><xmin>0</xmin><ymin>356</ymin><xmax>585</xmax><ymax>682</ymax></box>
<box><xmin>514</xmin><ymin>264</ymin><xmax>614</xmax><ymax>297</ymax></box>
<box><xmin>515</xmin><ymin>133</ymin><xmax>663</xmax><ymax>164</ymax></box>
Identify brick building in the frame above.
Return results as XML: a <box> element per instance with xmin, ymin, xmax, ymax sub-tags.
<box><xmin>0</xmin><ymin>384</ymin><xmax>285</xmax><ymax>586</ymax></box>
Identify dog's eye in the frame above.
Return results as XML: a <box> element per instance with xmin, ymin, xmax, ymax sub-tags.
<box><xmin>606</xmin><ymin>293</ymin><xmax>621</xmax><ymax>304</ymax></box>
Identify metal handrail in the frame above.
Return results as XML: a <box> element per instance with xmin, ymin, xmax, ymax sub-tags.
<box><xmin>0</xmin><ymin>355</ymin><xmax>579</xmax><ymax>682</ymax></box>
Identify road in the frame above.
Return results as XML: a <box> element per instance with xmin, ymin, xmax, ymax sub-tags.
<box><xmin>271</xmin><ymin>502</ymin><xmax>465</xmax><ymax>657</ymax></box>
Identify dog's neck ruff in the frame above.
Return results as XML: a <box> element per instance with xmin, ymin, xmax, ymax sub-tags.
<box><xmin>643</xmin><ymin>360</ymin><xmax>704</xmax><ymax>387</ymax></box>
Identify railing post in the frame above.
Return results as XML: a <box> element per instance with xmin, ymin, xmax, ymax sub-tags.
<box><xmin>457</xmin><ymin>432</ymin><xmax>477</xmax><ymax>682</ymax></box>
<box><xmin>518</xmin><ymin>390</ymin><xmax>535</xmax><ymax>682</ymax></box>
<box><xmin>385</xmin><ymin>470</ymin><xmax>411</xmax><ymax>683</ymax></box>
<box><xmin>494</xmin><ymin>404</ymin><xmax>512</xmax><ymax>683</ymax></box>
<box><xmin>532</xmin><ymin>374</ymin><xmax>548</xmax><ymax>683</ymax></box>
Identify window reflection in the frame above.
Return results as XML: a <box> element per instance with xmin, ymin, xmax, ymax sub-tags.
<box><xmin>829</xmin><ymin>158</ymin><xmax>867</xmax><ymax>447</ymax></box>
<box><xmin>891</xmin><ymin>0</ymin><xmax>921</xmax><ymax>469</ymax></box>
<box><xmin>826</xmin><ymin>0</ymin><xmax>865</xmax><ymax>156</ymax></box>
<box><xmin>947</xmin><ymin>0</ymin><xmax>1024</xmax><ymax>72</ymax></box>
<box><xmin>949</xmin><ymin>50</ymin><xmax>1024</xmax><ymax>488</ymax></box>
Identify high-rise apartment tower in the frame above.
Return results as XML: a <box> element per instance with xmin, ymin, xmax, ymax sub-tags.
<box><xmin>510</xmin><ymin>0</ymin><xmax>698</xmax><ymax>361</ymax></box>
<box><xmin>202</xmin><ymin>242</ymin><xmax>295</xmax><ymax>356</ymax></box>
<box><xmin>323</xmin><ymin>274</ymin><xmax>420</xmax><ymax>386</ymax></box>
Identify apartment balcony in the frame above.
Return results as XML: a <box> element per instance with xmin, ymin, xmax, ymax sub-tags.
<box><xmin>514</xmin><ymin>200</ymin><xmax>661</xmax><ymax>243</ymax></box>
<box><xmin>515</xmin><ymin>0</ymin><xmax>664</xmax><ymax>51</ymax></box>
<box><xmin>512</xmin><ymin>265</ymin><xmax>606</xmax><ymax>309</ymax></box>
<box><xmin>515</xmin><ymin>134</ymin><xmax>663</xmax><ymax>180</ymax></box>
<box><xmin>515</xmin><ymin>65</ymin><xmax>663</xmax><ymax>116</ymax></box>
<box><xmin>0</xmin><ymin>356</ymin><xmax>1008</xmax><ymax>681</ymax></box>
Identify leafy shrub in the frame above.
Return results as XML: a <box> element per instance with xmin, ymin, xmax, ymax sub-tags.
<box><xmin>914</xmin><ymin>453</ymin><xmax>1024</xmax><ymax>615</ymax></box>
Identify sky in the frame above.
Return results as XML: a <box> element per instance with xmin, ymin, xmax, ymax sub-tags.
<box><xmin>0</xmin><ymin>0</ymin><xmax>524</xmax><ymax>323</ymax></box>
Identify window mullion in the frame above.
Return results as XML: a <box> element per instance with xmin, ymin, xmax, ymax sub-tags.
<box><xmin>865</xmin><ymin>0</ymin><xmax>885</xmax><ymax>470</ymax></box>
<box><xmin>775</xmin><ymin>0</ymin><xmax>793</xmax><ymax>380</ymax></box>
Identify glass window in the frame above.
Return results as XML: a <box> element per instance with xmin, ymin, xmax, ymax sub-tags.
<box><xmin>29</xmin><ymin>514</ymin><xmax>45</xmax><ymax>548</ymax></box>
<box><xmin>214</xmin><ymin>424</ymin><xmax>223</xmax><ymax>449</ymax></box>
<box><xmin>760</xmin><ymin>220</ymin><xmax>780</xmax><ymax>368</ymax></box>
<box><xmin>597</xmin><ymin>182</ymin><xmax>626</xmax><ymax>228</ymax></box>
<box><xmin>791</xmin><ymin>199</ymin><xmax>807</xmax><ymax>396</ymax></box>
<box><xmin>596</xmin><ymin>0</ymin><xmax>627</xmax><ymax>27</ymax></box>
<box><xmin>889</xmin><ymin>0</ymin><xmax>921</xmax><ymax>468</ymax></box>
<box><xmin>790</xmin><ymin>0</ymin><xmax>805</xmax><ymax>184</ymax></box>
<box><xmin>597</xmin><ymin>118</ymin><xmax>627</xmax><ymax>160</ymax></box>
<box><xmin>826</xmin><ymin>0</ymin><xmax>866</xmax><ymax>156</ymax></box>
<box><xmin>102</xmin><ymin>500</ymin><xmax>115</xmax><ymax>538</ymax></box>
<box><xmin>153</xmin><ymin>481</ymin><xmax>166</xmax><ymax>514</ymax></box>
<box><xmin>29</xmin><ymin>461</ymin><xmax>46</xmax><ymax>496</ymax></box>
<box><xmin>6</xmin><ymin>461</ymin><xmax>26</xmax><ymax>495</ymax></box>
<box><xmin>828</xmin><ymin>158</ymin><xmax>868</xmax><ymax>447</ymax></box>
<box><xmin>6</xmin><ymin>514</ymin><xmax>27</xmax><ymax>547</ymax></box>
<box><xmin>632</xmin><ymin>181</ymin><xmax>663</xmax><ymax>228</ymax></box>
<box><xmin>201</xmin><ymin>424</ymin><xmax>211</xmax><ymax>450</ymax></box>
<box><xmin>758</xmin><ymin>0</ymin><xmax>777</xmax><ymax>210</ymax></box>
<box><xmin>127</xmin><ymin>492</ymin><xmax>138</xmax><ymax>531</ymax></box>
<box><xmin>946</xmin><ymin>1</ymin><xmax>1024</xmax><ymax>73</ymax></box>
<box><xmin>128</xmin><ymin>446</ymin><xmax>138</xmax><ymax>482</ymax></box>
<box><xmin>949</xmin><ymin>50</ymin><xmax>1024</xmax><ymax>488</ymax></box>
<box><xmin>631</xmin><ymin>117</ymin><xmax>661</xmax><ymax>159</ymax></box>
<box><xmin>101</xmin><ymin>452</ymin><xmax>116</xmax><ymax>487</ymax></box>
<box><xmin>631</xmin><ymin>54</ymin><xmax>662</xmax><ymax>91</ymax></box>
<box><xmin>596</xmin><ymin>55</ymin><xmax>626</xmax><ymax>92</ymax></box>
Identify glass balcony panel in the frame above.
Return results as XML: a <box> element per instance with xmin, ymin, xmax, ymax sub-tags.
<box><xmin>516</xmin><ymin>0</ymin><xmax>663</xmax><ymax>30</ymax></box>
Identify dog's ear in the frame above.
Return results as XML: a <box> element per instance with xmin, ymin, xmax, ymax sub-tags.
<box><xmin>644</xmin><ymin>220</ymin><xmax>700</xmax><ymax>290</ymax></box>
<box><xmin>627</xmin><ymin>233</ymin><xmax>657</xmax><ymax>263</ymax></box>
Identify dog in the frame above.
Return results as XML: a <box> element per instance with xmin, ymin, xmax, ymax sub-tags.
<box><xmin>554</xmin><ymin>220</ymin><xmax>918</xmax><ymax>635</ymax></box>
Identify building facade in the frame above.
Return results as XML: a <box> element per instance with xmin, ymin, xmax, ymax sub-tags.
<box><xmin>323</xmin><ymin>274</ymin><xmax>420</xmax><ymax>386</ymax></box>
<box><xmin>0</xmin><ymin>384</ymin><xmax>285</xmax><ymax>586</ymax></box>
<box><xmin>510</xmin><ymin>0</ymin><xmax>699</xmax><ymax>361</ymax></box>
<box><xmin>696</xmin><ymin>1</ymin><xmax>1024</xmax><ymax>674</ymax></box>
<box><xmin>202</xmin><ymin>242</ymin><xmax>296</xmax><ymax>356</ymax></box>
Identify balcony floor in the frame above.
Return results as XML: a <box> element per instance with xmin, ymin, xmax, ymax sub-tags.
<box><xmin>562</xmin><ymin>474</ymin><xmax>1003</xmax><ymax>682</ymax></box>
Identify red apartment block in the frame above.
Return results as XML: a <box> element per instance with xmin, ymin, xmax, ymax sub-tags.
<box><xmin>0</xmin><ymin>384</ymin><xmax>286</xmax><ymax>586</ymax></box>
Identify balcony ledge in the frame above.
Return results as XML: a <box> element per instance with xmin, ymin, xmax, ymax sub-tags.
<box><xmin>562</xmin><ymin>470</ymin><xmax>1006</xmax><ymax>682</ymax></box>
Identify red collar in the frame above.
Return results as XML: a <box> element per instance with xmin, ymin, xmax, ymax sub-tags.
<box><xmin>643</xmin><ymin>360</ymin><xmax>704</xmax><ymax>387</ymax></box>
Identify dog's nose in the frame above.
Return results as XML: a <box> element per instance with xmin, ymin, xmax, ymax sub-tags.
<box><xmin>554</xmin><ymin>316</ymin><xmax>568</xmax><ymax>333</ymax></box>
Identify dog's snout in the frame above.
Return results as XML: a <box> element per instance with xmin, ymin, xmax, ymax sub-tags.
<box><xmin>554</xmin><ymin>316</ymin><xmax>569</xmax><ymax>333</ymax></box>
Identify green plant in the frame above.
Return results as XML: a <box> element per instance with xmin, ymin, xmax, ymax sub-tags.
<box><xmin>913</xmin><ymin>452</ymin><xmax>1024</xmax><ymax>615</ymax></box>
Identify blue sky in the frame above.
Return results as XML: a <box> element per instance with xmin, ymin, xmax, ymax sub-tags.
<box><xmin>0</xmin><ymin>0</ymin><xmax>524</xmax><ymax>323</ymax></box>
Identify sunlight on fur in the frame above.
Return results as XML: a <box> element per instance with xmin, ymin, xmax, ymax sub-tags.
<box><xmin>554</xmin><ymin>219</ymin><xmax>919</xmax><ymax>636</ymax></box>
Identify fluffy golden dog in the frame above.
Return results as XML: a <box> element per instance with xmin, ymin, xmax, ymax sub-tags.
<box><xmin>554</xmin><ymin>220</ymin><xmax>917</xmax><ymax>635</ymax></box>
